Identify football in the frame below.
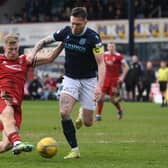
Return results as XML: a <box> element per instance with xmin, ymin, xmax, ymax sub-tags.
<box><xmin>36</xmin><ymin>137</ymin><xmax>58</xmax><ymax>158</ymax></box>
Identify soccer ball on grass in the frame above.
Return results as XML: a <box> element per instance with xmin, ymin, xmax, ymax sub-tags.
<box><xmin>36</xmin><ymin>137</ymin><xmax>58</xmax><ymax>158</ymax></box>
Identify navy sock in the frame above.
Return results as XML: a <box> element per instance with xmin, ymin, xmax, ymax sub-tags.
<box><xmin>162</xmin><ymin>96</ymin><xmax>165</xmax><ymax>105</ymax></box>
<box><xmin>61</xmin><ymin>119</ymin><xmax>78</xmax><ymax>148</ymax></box>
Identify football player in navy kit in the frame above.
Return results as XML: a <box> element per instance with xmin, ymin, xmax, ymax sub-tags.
<box><xmin>31</xmin><ymin>7</ymin><xmax>105</xmax><ymax>159</ymax></box>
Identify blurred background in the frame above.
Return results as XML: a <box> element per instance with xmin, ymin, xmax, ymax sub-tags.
<box><xmin>0</xmin><ymin>0</ymin><xmax>167</xmax><ymax>101</ymax></box>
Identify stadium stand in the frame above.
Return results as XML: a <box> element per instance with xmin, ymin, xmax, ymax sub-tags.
<box><xmin>0</xmin><ymin>0</ymin><xmax>168</xmax><ymax>24</ymax></box>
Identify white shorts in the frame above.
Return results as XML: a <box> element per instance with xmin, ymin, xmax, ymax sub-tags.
<box><xmin>61</xmin><ymin>76</ymin><xmax>97</xmax><ymax>110</ymax></box>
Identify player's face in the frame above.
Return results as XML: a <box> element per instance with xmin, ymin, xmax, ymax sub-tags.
<box><xmin>107</xmin><ymin>43</ymin><xmax>116</xmax><ymax>54</ymax></box>
<box><xmin>3</xmin><ymin>43</ymin><xmax>19</xmax><ymax>60</ymax></box>
<box><xmin>70</xmin><ymin>16</ymin><xmax>87</xmax><ymax>35</ymax></box>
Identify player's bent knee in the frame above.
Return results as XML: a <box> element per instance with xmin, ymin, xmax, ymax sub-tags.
<box><xmin>97</xmin><ymin>99</ymin><xmax>104</xmax><ymax>103</ymax></box>
<box><xmin>83</xmin><ymin>120</ymin><xmax>93</xmax><ymax>127</ymax></box>
<box><xmin>110</xmin><ymin>96</ymin><xmax>115</xmax><ymax>102</ymax></box>
<box><xmin>111</xmin><ymin>95</ymin><xmax>121</xmax><ymax>105</ymax></box>
<box><xmin>60</xmin><ymin>111</ymin><xmax>71</xmax><ymax>120</ymax></box>
<box><xmin>83</xmin><ymin>122</ymin><xmax>92</xmax><ymax>127</ymax></box>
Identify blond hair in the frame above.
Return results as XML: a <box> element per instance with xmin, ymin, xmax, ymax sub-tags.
<box><xmin>4</xmin><ymin>34</ymin><xmax>19</xmax><ymax>45</ymax></box>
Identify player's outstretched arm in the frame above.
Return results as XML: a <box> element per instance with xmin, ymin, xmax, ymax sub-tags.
<box><xmin>95</xmin><ymin>52</ymin><xmax>105</xmax><ymax>88</ymax></box>
<box><xmin>27</xmin><ymin>42</ymin><xmax>63</xmax><ymax>66</ymax></box>
<box><xmin>93</xmin><ymin>47</ymin><xmax>105</xmax><ymax>101</ymax></box>
<box><xmin>31</xmin><ymin>35</ymin><xmax>55</xmax><ymax>58</ymax></box>
<box><xmin>93</xmin><ymin>45</ymin><xmax>105</xmax><ymax>89</ymax></box>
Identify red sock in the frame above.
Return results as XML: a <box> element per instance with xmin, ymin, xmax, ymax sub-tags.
<box><xmin>96</xmin><ymin>101</ymin><xmax>104</xmax><ymax>115</ymax></box>
<box><xmin>8</xmin><ymin>132</ymin><xmax>21</xmax><ymax>143</ymax></box>
<box><xmin>115</xmin><ymin>103</ymin><xmax>122</xmax><ymax>111</ymax></box>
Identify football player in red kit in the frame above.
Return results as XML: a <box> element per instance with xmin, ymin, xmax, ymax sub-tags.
<box><xmin>0</xmin><ymin>34</ymin><xmax>63</xmax><ymax>154</ymax></box>
<box><xmin>95</xmin><ymin>41</ymin><xmax>129</xmax><ymax>121</ymax></box>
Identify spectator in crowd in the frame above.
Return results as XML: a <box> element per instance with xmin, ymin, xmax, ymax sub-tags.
<box><xmin>28</xmin><ymin>75</ymin><xmax>43</xmax><ymax>100</ymax></box>
<box><xmin>125</xmin><ymin>55</ymin><xmax>143</xmax><ymax>101</ymax></box>
<box><xmin>157</xmin><ymin>60</ymin><xmax>168</xmax><ymax>107</ymax></box>
<box><xmin>124</xmin><ymin>66</ymin><xmax>132</xmax><ymax>101</ymax></box>
<box><xmin>134</xmin><ymin>0</ymin><xmax>146</xmax><ymax>18</ymax></box>
<box><xmin>1</xmin><ymin>0</ymin><xmax>167</xmax><ymax>24</ymax></box>
<box><xmin>42</xmin><ymin>74</ymin><xmax>57</xmax><ymax>100</ymax></box>
<box><xmin>1</xmin><ymin>13</ymin><xmax>10</xmax><ymax>23</ymax></box>
<box><xmin>139</xmin><ymin>61</ymin><xmax>156</xmax><ymax>101</ymax></box>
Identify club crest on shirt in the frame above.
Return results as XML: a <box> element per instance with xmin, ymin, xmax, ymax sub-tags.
<box><xmin>66</xmin><ymin>35</ymin><xmax>70</xmax><ymax>40</ymax></box>
<box><xmin>79</xmin><ymin>38</ymin><xmax>86</xmax><ymax>45</ymax></box>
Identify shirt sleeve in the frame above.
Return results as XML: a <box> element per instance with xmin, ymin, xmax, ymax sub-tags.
<box><xmin>92</xmin><ymin>33</ymin><xmax>104</xmax><ymax>55</ymax></box>
<box><xmin>53</xmin><ymin>26</ymin><xmax>69</xmax><ymax>41</ymax></box>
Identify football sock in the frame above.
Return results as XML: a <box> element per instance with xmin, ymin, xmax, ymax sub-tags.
<box><xmin>162</xmin><ymin>96</ymin><xmax>165</xmax><ymax>106</ymax></box>
<box><xmin>61</xmin><ymin>119</ymin><xmax>78</xmax><ymax>148</ymax></box>
<box><xmin>97</xmin><ymin>101</ymin><xmax>104</xmax><ymax>115</ymax></box>
<box><xmin>8</xmin><ymin>132</ymin><xmax>21</xmax><ymax>144</ymax></box>
<box><xmin>72</xmin><ymin>147</ymin><xmax>79</xmax><ymax>151</ymax></box>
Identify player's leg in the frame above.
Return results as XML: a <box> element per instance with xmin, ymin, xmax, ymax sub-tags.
<box><xmin>0</xmin><ymin>130</ymin><xmax>12</xmax><ymax>153</ymax></box>
<box><xmin>95</xmin><ymin>94</ymin><xmax>105</xmax><ymax>121</ymax></box>
<box><xmin>111</xmin><ymin>97</ymin><xmax>123</xmax><ymax>120</ymax></box>
<box><xmin>161</xmin><ymin>91</ymin><xmax>167</xmax><ymax>107</ymax></box>
<box><xmin>76</xmin><ymin>108</ymin><xmax>95</xmax><ymax>128</ymax></box>
<box><xmin>60</xmin><ymin>76</ymin><xmax>80</xmax><ymax>159</ymax></box>
<box><xmin>82</xmin><ymin>108</ymin><xmax>94</xmax><ymax>126</ymax></box>
<box><xmin>110</xmin><ymin>87</ymin><xmax>123</xmax><ymax>120</ymax></box>
<box><xmin>159</xmin><ymin>82</ymin><xmax>166</xmax><ymax>107</ymax></box>
<box><xmin>76</xmin><ymin>77</ymin><xmax>97</xmax><ymax>127</ymax></box>
<box><xmin>75</xmin><ymin>107</ymin><xmax>83</xmax><ymax>129</ymax></box>
<box><xmin>95</xmin><ymin>78</ymin><xmax>109</xmax><ymax>121</ymax></box>
<box><xmin>60</xmin><ymin>93</ymin><xmax>80</xmax><ymax>159</ymax></box>
<box><xmin>0</xmin><ymin>103</ymin><xmax>33</xmax><ymax>154</ymax></box>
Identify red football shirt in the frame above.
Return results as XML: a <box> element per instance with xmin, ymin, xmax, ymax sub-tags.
<box><xmin>0</xmin><ymin>54</ymin><xmax>31</xmax><ymax>105</ymax></box>
<box><xmin>104</xmin><ymin>51</ymin><xmax>124</xmax><ymax>79</ymax></box>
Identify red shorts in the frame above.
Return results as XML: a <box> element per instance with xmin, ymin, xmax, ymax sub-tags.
<box><xmin>102</xmin><ymin>78</ymin><xmax>119</xmax><ymax>96</ymax></box>
<box><xmin>0</xmin><ymin>98</ymin><xmax>22</xmax><ymax>131</ymax></box>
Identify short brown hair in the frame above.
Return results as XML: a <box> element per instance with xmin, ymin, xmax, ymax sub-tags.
<box><xmin>4</xmin><ymin>34</ymin><xmax>19</xmax><ymax>45</ymax></box>
<box><xmin>71</xmin><ymin>7</ymin><xmax>87</xmax><ymax>19</ymax></box>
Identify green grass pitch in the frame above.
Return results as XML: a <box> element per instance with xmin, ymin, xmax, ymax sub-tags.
<box><xmin>1</xmin><ymin>100</ymin><xmax>168</xmax><ymax>168</ymax></box>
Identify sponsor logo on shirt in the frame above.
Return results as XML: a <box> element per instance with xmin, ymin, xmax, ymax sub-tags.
<box><xmin>79</xmin><ymin>38</ymin><xmax>86</xmax><ymax>45</ymax></box>
<box><xmin>5</xmin><ymin>64</ymin><xmax>22</xmax><ymax>71</ymax></box>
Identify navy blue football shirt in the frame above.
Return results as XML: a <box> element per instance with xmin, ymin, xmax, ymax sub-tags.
<box><xmin>53</xmin><ymin>26</ymin><xmax>103</xmax><ymax>79</ymax></box>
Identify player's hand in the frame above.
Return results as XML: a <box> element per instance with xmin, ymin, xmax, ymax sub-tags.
<box><xmin>118</xmin><ymin>76</ymin><xmax>124</xmax><ymax>83</ymax></box>
<box><xmin>94</xmin><ymin>85</ymin><xmax>102</xmax><ymax>102</ymax></box>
